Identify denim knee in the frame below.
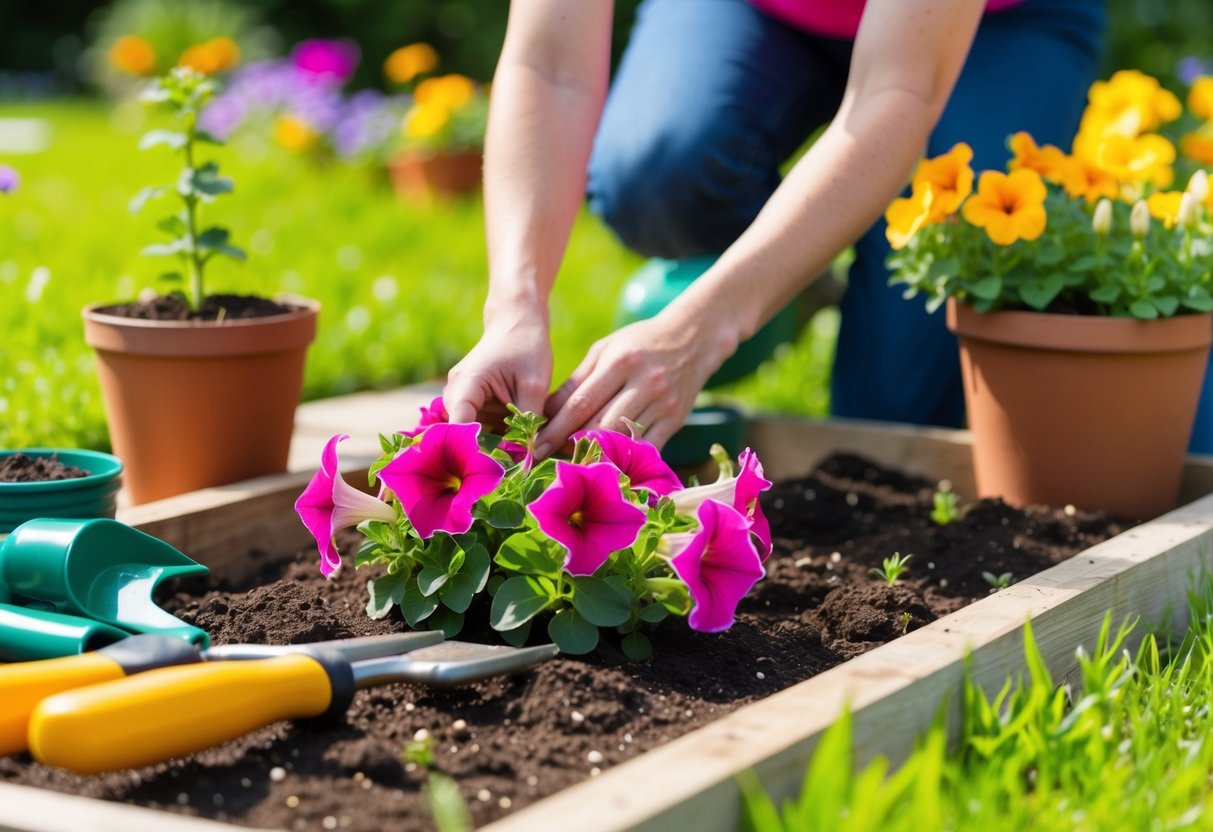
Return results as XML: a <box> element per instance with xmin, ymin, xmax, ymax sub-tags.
<box><xmin>588</xmin><ymin>122</ymin><xmax>777</xmax><ymax>258</ymax></box>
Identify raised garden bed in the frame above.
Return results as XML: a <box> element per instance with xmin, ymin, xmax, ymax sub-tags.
<box><xmin>2</xmin><ymin>389</ymin><xmax>1213</xmax><ymax>831</ymax></box>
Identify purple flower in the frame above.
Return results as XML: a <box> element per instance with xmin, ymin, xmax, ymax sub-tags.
<box><xmin>379</xmin><ymin>422</ymin><xmax>505</xmax><ymax>538</ymax></box>
<box><xmin>0</xmin><ymin>165</ymin><xmax>19</xmax><ymax>194</ymax></box>
<box><xmin>291</xmin><ymin>39</ymin><xmax>360</xmax><ymax>85</ymax></box>
<box><xmin>671</xmin><ymin>447</ymin><xmax>773</xmax><ymax>560</ymax></box>
<box><xmin>573</xmin><ymin>429</ymin><xmax>682</xmax><ymax>499</ymax></box>
<box><xmin>528</xmin><ymin>462</ymin><xmax>647</xmax><ymax>576</ymax></box>
<box><xmin>668</xmin><ymin>500</ymin><xmax>764</xmax><ymax>633</ymax></box>
<box><xmin>1179</xmin><ymin>56</ymin><xmax>1213</xmax><ymax>86</ymax></box>
<box><xmin>295</xmin><ymin>434</ymin><xmax>397</xmax><ymax>577</ymax></box>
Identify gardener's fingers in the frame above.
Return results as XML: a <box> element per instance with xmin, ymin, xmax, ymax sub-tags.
<box><xmin>443</xmin><ymin>376</ymin><xmax>488</xmax><ymax>425</ymax></box>
<box><xmin>544</xmin><ymin>339</ymin><xmax>607</xmax><ymax>419</ymax></box>
<box><xmin>536</xmin><ymin>360</ymin><xmax>626</xmax><ymax>458</ymax></box>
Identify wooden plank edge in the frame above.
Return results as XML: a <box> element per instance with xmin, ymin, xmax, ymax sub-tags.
<box><xmin>0</xmin><ymin>781</ymin><xmax>237</xmax><ymax>832</ymax></box>
<box><xmin>480</xmin><ymin>492</ymin><xmax>1213</xmax><ymax>832</ymax></box>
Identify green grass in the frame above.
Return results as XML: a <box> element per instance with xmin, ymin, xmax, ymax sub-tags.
<box><xmin>741</xmin><ymin>584</ymin><xmax>1213</xmax><ymax>831</ymax></box>
<box><xmin>0</xmin><ymin>99</ymin><xmax>835</xmax><ymax>451</ymax></box>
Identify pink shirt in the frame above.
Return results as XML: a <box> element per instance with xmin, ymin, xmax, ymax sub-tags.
<box><xmin>751</xmin><ymin>0</ymin><xmax>1023</xmax><ymax>39</ymax></box>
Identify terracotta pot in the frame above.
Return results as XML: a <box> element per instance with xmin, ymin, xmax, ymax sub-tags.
<box><xmin>947</xmin><ymin>298</ymin><xmax>1212</xmax><ymax>518</ymax></box>
<box><xmin>82</xmin><ymin>299</ymin><xmax>319</xmax><ymax>505</ymax></box>
<box><xmin>387</xmin><ymin>149</ymin><xmax>482</xmax><ymax>200</ymax></box>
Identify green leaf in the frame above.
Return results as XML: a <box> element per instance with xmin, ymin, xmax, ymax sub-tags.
<box><xmin>1035</xmin><ymin>240</ymin><xmax>1066</xmax><ymax>266</ymax></box>
<box><xmin>179</xmin><ymin>162</ymin><xmax>233</xmax><ymax>198</ymax></box>
<box><xmin>570</xmin><ymin>575</ymin><xmax>632</xmax><ymax>627</ymax></box>
<box><xmin>1069</xmin><ymin>255</ymin><xmax>1099</xmax><ymax>272</ymax></box>
<box><xmin>197</xmin><ymin>227</ymin><xmax>247</xmax><ymax>262</ymax></box>
<box><xmin>638</xmin><ymin>603</ymin><xmax>669</xmax><ymax>624</ymax></box>
<box><xmin>141</xmin><ymin>240</ymin><xmax>187</xmax><ymax>257</ymax></box>
<box><xmin>925</xmin><ymin>257</ymin><xmax>959</xmax><ymax>281</ymax></box>
<box><xmin>439</xmin><ymin>543</ymin><xmax>491</xmax><ymax>613</ymax></box>
<box><xmin>417</xmin><ymin>564</ymin><xmax>450</xmax><ymax>597</ymax></box>
<box><xmin>1129</xmin><ymin>299</ymin><xmax>1159</xmax><ymax>319</ymax></box>
<box><xmin>499</xmin><ymin>620</ymin><xmax>532</xmax><ymax>647</ymax></box>
<box><xmin>194</xmin><ymin>130</ymin><xmax>222</xmax><ymax>145</ymax></box>
<box><xmin>494</xmin><ymin>531</ymin><xmax>563</xmax><ymax>577</ymax></box>
<box><xmin>401</xmin><ymin>578</ymin><xmax>441</xmax><ymax>626</ymax></box>
<box><xmin>428</xmin><ymin>607</ymin><xmax>465</xmax><ymax>638</ymax></box>
<box><xmin>621</xmin><ymin>631</ymin><xmax>653</xmax><ymax>661</ymax></box>
<box><xmin>158</xmin><ymin>271</ymin><xmax>183</xmax><ymax>285</ymax></box>
<box><xmin>1090</xmin><ymin>284</ymin><xmax>1122</xmax><ymax>303</ymax></box>
<box><xmin>366</xmin><ymin>572</ymin><xmax>408</xmax><ymax>620</ymax></box>
<box><xmin>968</xmin><ymin>275</ymin><xmax>1002</xmax><ymax>301</ymax></box>
<box><xmin>547</xmin><ymin>608</ymin><xmax>598</xmax><ymax>655</ymax></box>
<box><xmin>490</xmin><ymin>575</ymin><xmax>552</xmax><ymax>631</ymax></box>
<box><xmin>129</xmin><ymin>185</ymin><xmax>166</xmax><ymax>213</ymax></box>
<box><xmin>485</xmin><ymin>499</ymin><xmax>527</xmax><ymax>529</ymax></box>
<box><xmin>139</xmin><ymin>130</ymin><xmax>188</xmax><ymax>151</ymax></box>
<box><xmin>1151</xmin><ymin>296</ymin><xmax>1180</xmax><ymax>317</ymax></box>
<box><xmin>1019</xmin><ymin>275</ymin><xmax>1065</xmax><ymax>311</ymax></box>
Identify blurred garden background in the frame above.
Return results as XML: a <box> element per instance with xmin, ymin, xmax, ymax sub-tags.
<box><xmin>0</xmin><ymin>0</ymin><xmax>1210</xmax><ymax>451</ymax></box>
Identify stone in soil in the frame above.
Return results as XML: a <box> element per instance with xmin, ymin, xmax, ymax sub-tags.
<box><xmin>0</xmin><ymin>452</ymin><xmax>1131</xmax><ymax>831</ymax></box>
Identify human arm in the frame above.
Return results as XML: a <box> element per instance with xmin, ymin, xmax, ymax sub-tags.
<box><xmin>536</xmin><ymin>0</ymin><xmax>986</xmax><ymax>454</ymax></box>
<box><xmin>442</xmin><ymin>1</ymin><xmax>615</xmax><ymax>423</ymax></box>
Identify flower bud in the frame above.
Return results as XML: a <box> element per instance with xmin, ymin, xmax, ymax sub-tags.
<box><xmin>1092</xmin><ymin>198</ymin><xmax>1113</xmax><ymax>236</ymax></box>
<box><xmin>1178</xmin><ymin>192</ymin><xmax>1200</xmax><ymax>229</ymax></box>
<box><xmin>1188</xmin><ymin>169</ymin><xmax>1209</xmax><ymax>203</ymax></box>
<box><xmin>1130</xmin><ymin>200</ymin><xmax>1150</xmax><ymax>238</ymax></box>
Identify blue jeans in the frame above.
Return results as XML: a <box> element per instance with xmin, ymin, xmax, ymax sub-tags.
<box><xmin>588</xmin><ymin>0</ymin><xmax>1107</xmax><ymax>429</ymax></box>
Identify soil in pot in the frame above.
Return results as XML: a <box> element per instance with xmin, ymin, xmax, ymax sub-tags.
<box><xmin>0</xmin><ymin>452</ymin><xmax>1131</xmax><ymax>830</ymax></box>
<box><xmin>95</xmin><ymin>294</ymin><xmax>302</xmax><ymax>322</ymax></box>
<box><xmin>0</xmin><ymin>454</ymin><xmax>88</xmax><ymax>483</ymax></box>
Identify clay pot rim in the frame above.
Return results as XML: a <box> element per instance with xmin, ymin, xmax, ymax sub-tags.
<box><xmin>81</xmin><ymin>295</ymin><xmax>319</xmax><ymax>331</ymax></box>
<box><xmin>946</xmin><ymin>297</ymin><xmax>1213</xmax><ymax>354</ymax></box>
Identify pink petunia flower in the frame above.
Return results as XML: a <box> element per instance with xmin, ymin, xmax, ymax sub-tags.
<box><xmin>573</xmin><ymin>429</ymin><xmax>682</xmax><ymax>499</ymax></box>
<box><xmin>291</xmin><ymin>39</ymin><xmax>360</xmax><ymax>84</ymax></box>
<box><xmin>379</xmin><ymin>422</ymin><xmax>505</xmax><ymax>538</ymax></box>
<box><xmin>667</xmin><ymin>500</ymin><xmax>765</xmax><ymax>633</ymax></box>
<box><xmin>528</xmin><ymin>462</ymin><xmax>647</xmax><ymax>576</ymax></box>
<box><xmin>400</xmin><ymin>396</ymin><xmax>450</xmax><ymax>439</ymax></box>
<box><xmin>670</xmin><ymin>447</ymin><xmax>773</xmax><ymax>560</ymax></box>
<box><xmin>295</xmin><ymin>434</ymin><xmax>397</xmax><ymax>577</ymax></box>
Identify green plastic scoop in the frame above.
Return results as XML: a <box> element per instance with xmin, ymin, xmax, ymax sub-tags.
<box><xmin>0</xmin><ymin>518</ymin><xmax>210</xmax><ymax>660</ymax></box>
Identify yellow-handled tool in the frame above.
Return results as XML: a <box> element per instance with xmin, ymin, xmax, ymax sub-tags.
<box><xmin>0</xmin><ymin>631</ymin><xmax>441</xmax><ymax>757</ymax></box>
<box><xmin>30</xmin><ymin>640</ymin><xmax>559</xmax><ymax>774</ymax></box>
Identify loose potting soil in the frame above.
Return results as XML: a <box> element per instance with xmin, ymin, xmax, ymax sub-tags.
<box><xmin>0</xmin><ymin>453</ymin><xmax>88</xmax><ymax>483</ymax></box>
<box><xmin>0</xmin><ymin>452</ymin><xmax>1130</xmax><ymax>830</ymax></box>
<box><xmin>94</xmin><ymin>293</ymin><xmax>300</xmax><ymax>322</ymax></box>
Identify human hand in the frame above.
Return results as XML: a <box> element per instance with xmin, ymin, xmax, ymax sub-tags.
<box><xmin>443</xmin><ymin>318</ymin><xmax>553</xmax><ymax>426</ymax></box>
<box><xmin>535</xmin><ymin>314</ymin><xmax>736</xmax><ymax>456</ymax></box>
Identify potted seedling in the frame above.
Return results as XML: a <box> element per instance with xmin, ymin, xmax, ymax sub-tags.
<box><xmin>82</xmin><ymin>67</ymin><xmax>319</xmax><ymax>504</ymax></box>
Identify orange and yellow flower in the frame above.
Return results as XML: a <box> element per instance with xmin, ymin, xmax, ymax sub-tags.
<box><xmin>414</xmin><ymin>74</ymin><xmax>477</xmax><ymax>113</ymax></box>
<box><xmin>961</xmin><ymin>168</ymin><xmax>1048</xmax><ymax>245</ymax></box>
<box><xmin>1188</xmin><ymin>76</ymin><xmax>1213</xmax><ymax>122</ymax></box>
<box><xmin>1090</xmin><ymin>133</ymin><xmax>1175</xmax><ymax>190</ymax></box>
<box><xmin>910</xmin><ymin>142</ymin><xmax>974</xmax><ymax>218</ymax></box>
<box><xmin>1081</xmin><ymin>69</ymin><xmax>1182</xmax><ymax>140</ymax></box>
<box><xmin>404</xmin><ymin>104</ymin><xmax>451</xmax><ymax>141</ymax></box>
<box><xmin>273</xmin><ymin>114</ymin><xmax>318</xmax><ymax>152</ymax></box>
<box><xmin>109</xmin><ymin>35</ymin><xmax>157</xmax><ymax>76</ymax></box>
<box><xmin>384</xmin><ymin>43</ymin><xmax>439</xmax><ymax>86</ymax></box>
<box><xmin>1058</xmin><ymin>154</ymin><xmax>1119</xmax><ymax>204</ymax></box>
<box><xmin>1146</xmin><ymin>190</ymin><xmax>1189</xmax><ymax>229</ymax></box>
<box><xmin>884</xmin><ymin>187</ymin><xmax>937</xmax><ymax>250</ymax></box>
<box><xmin>178</xmin><ymin>37</ymin><xmax>241</xmax><ymax>75</ymax></box>
<box><xmin>1008</xmin><ymin>132</ymin><xmax>1066</xmax><ymax>183</ymax></box>
<box><xmin>1181</xmin><ymin>127</ymin><xmax>1213</xmax><ymax>168</ymax></box>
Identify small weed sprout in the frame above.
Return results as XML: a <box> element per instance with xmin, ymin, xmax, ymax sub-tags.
<box><xmin>899</xmin><ymin>611</ymin><xmax>913</xmax><ymax>634</ymax></box>
<box><xmin>403</xmin><ymin>729</ymin><xmax>436</xmax><ymax>768</ymax></box>
<box><xmin>872</xmin><ymin>552</ymin><xmax>912</xmax><ymax>585</ymax></box>
<box><xmin>931</xmin><ymin>481</ymin><xmax>961</xmax><ymax>525</ymax></box>
<box><xmin>983</xmin><ymin>571</ymin><xmax>1013</xmax><ymax>592</ymax></box>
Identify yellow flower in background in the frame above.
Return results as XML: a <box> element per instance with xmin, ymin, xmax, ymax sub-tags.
<box><xmin>1181</xmin><ymin>126</ymin><xmax>1213</xmax><ymax>167</ymax></box>
<box><xmin>1092</xmin><ymin>133</ymin><xmax>1175</xmax><ymax>190</ymax></box>
<box><xmin>384</xmin><ymin>43</ymin><xmax>439</xmax><ymax>86</ymax></box>
<box><xmin>911</xmin><ymin>142</ymin><xmax>974</xmax><ymax>218</ymax></box>
<box><xmin>415</xmin><ymin>74</ymin><xmax>477</xmax><ymax>113</ymax></box>
<box><xmin>178</xmin><ymin>37</ymin><xmax>241</xmax><ymax>75</ymax></box>
<box><xmin>109</xmin><ymin>35</ymin><xmax>157</xmax><ymax>76</ymax></box>
<box><xmin>1146</xmin><ymin>190</ymin><xmax>1185</xmax><ymax>229</ymax></box>
<box><xmin>273</xmin><ymin>114</ymin><xmax>318</xmax><ymax>152</ymax></box>
<box><xmin>962</xmin><ymin>168</ymin><xmax>1048</xmax><ymax>245</ymax></box>
<box><xmin>1188</xmin><ymin>76</ymin><xmax>1213</xmax><ymax>121</ymax></box>
<box><xmin>1082</xmin><ymin>69</ymin><xmax>1182</xmax><ymax>140</ymax></box>
<box><xmin>1008</xmin><ymin>132</ymin><xmax>1066</xmax><ymax>183</ymax></box>
<box><xmin>404</xmin><ymin>103</ymin><xmax>451</xmax><ymax>141</ymax></box>
<box><xmin>884</xmin><ymin>187</ymin><xmax>937</xmax><ymax>250</ymax></box>
<box><xmin>1059</xmin><ymin>154</ymin><xmax>1120</xmax><ymax>204</ymax></box>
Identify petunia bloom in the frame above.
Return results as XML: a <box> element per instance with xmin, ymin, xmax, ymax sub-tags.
<box><xmin>910</xmin><ymin>142</ymin><xmax>974</xmax><ymax>218</ymax></box>
<box><xmin>667</xmin><ymin>500</ymin><xmax>765</xmax><ymax>633</ymax></box>
<box><xmin>961</xmin><ymin>168</ymin><xmax>1048</xmax><ymax>245</ymax></box>
<box><xmin>400</xmin><ymin>395</ymin><xmax>450</xmax><ymax>438</ymax></box>
<box><xmin>573</xmin><ymin>429</ymin><xmax>683</xmax><ymax>499</ymax></box>
<box><xmin>1008</xmin><ymin>132</ymin><xmax>1067</xmax><ymax>183</ymax></box>
<box><xmin>0</xmin><ymin>165</ymin><xmax>18</xmax><ymax>195</ymax></box>
<box><xmin>528</xmin><ymin>462</ymin><xmax>647</xmax><ymax>577</ymax></box>
<box><xmin>885</xmin><ymin>186</ymin><xmax>936</xmax><ymax>250</ymax></box>
<box><xmin>296</xmin><ymin>434</ymin><xmax>397</xmax><ymax>577</ymax></box>
<box><xmin>379</xmin><ymin>422</ymin><xmax>504</xmax><ymax>538</ymax></box>
<box><xmin>670</xmin><ymin>448</ymin><xmax>773</xmax><ymax>560</ymax></box>
<box><xmin>291</xmin><ymin>39</ymin><xmax>360</xmax><ymax>85</ymax></box>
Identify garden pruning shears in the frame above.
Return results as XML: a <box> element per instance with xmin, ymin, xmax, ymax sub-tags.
<box><xmin>24</xmin><ymin>634</ymin><xmax>558</xmax><ymax>774</ymax></box>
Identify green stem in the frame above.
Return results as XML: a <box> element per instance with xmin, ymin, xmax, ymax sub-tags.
<box><xmin>182</xmin><ymin>110</ymin><xmax>205</xmax><ymax>310</ymax></box>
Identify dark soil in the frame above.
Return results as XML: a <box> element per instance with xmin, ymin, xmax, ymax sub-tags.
<box><xmin>94</xmin><ymin>294</ymin><xmax>300</xmax><ymax>322</ymax></box>
<box><xmin>0</xmin><ymin>452</ymin><xmax>1131</xmax><ymax>830</ymax></box>
<box><xmin>0</xmin><ymin>453</ymin><xmax>88</xmax><ymax>483</ymax></box>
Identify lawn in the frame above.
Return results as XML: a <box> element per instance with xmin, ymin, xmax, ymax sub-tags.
<box><xmin>0</xmin><ymin>99</ymin><xmax>835</xmax><ymax>452</ymax></box>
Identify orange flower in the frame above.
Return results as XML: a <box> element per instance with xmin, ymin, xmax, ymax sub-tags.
<box><xmin>1082</xmin><ymin>69</ymin><xmax>1182</xmax><ymax>139</ymax></box>
<box><xmin>109</xmin><ymin>35</ymin><xmax>157</xmax><ymax>76</ymax></box>
<box><xmin>1181</xmin><ymin>129</ymin><xmax>1213</xmax><ymax>167</ymax></box>
<box><xmin>1058</xmin><ymin>155</ymin><xmax>1119</xmax><ymax>204</ymax></box>
<box><xmin>403</xmin><ymin>103</ymin><xmax>451</xmax><ymax>140</ymax></box>
<box><xmin>1146</xmin><ymin>190</ymin><xmax>1185</xmax><ymax>229</ymax></box>
<box><xmin>384</xmin><ymin>43</ymin><xmax>439</xmax><ymax>85</ymax></box>
<box><xmin>961</xmin><ymin>169</ymin><xmax>1048</xmax><ymax>245</ymax></box>
<box><xmin>884</xmin><ymin>187</ymin><xmax>937</xmax><ymax>250</ymax></box>
<box><xmin>910</xmin><ymin>142</ymin><xmax>974</xmax><ymax>218</ymax></box>
<box><xmin>273</xmin><ymin>114</ymin><xmax>318</xmax><ymax>152</ymax></box>
<box><xmin>1188</xmin><ymin>76</ymin><xmax>1213</xmax><ymax>121</ymax></box>
<box><xmin>178</xmin><ymin>37</ymin><xmax>241</xmax><ymax>75</ymax></box>
<box><xmin>415</xmin><ymin>74</ymin><xmax>477</xmax><ymax>112</ymax></box>
<box><xmin>1092</xmin><ymin>133</ymin><xmax>1175</xmax><ymax>190</ymax></box>
<box><xmin>1008</xmin><ymin>132</ymin><xmax>1066</xmax><ymax>183</ymax></box>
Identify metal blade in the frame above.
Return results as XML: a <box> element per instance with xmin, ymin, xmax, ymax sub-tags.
<box><xmin>351</xmin><ymin>642</ymin><xmax>560</xmax><ymax>689</ymax></box>
<box><xmin>203</xmin><ymin>630</ymin><xmax>444</xmax><ymax>662</ymax></box>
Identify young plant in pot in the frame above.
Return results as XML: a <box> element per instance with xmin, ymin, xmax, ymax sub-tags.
<box><xmin>887</xmin><ymin>70</ymin><xmax>1213</xmax><ymax>519</ymax></box>
<box><xmin>82</xmin><ymin>67</ymin><xmax>319</xmax><ymax>505</ymax></box>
